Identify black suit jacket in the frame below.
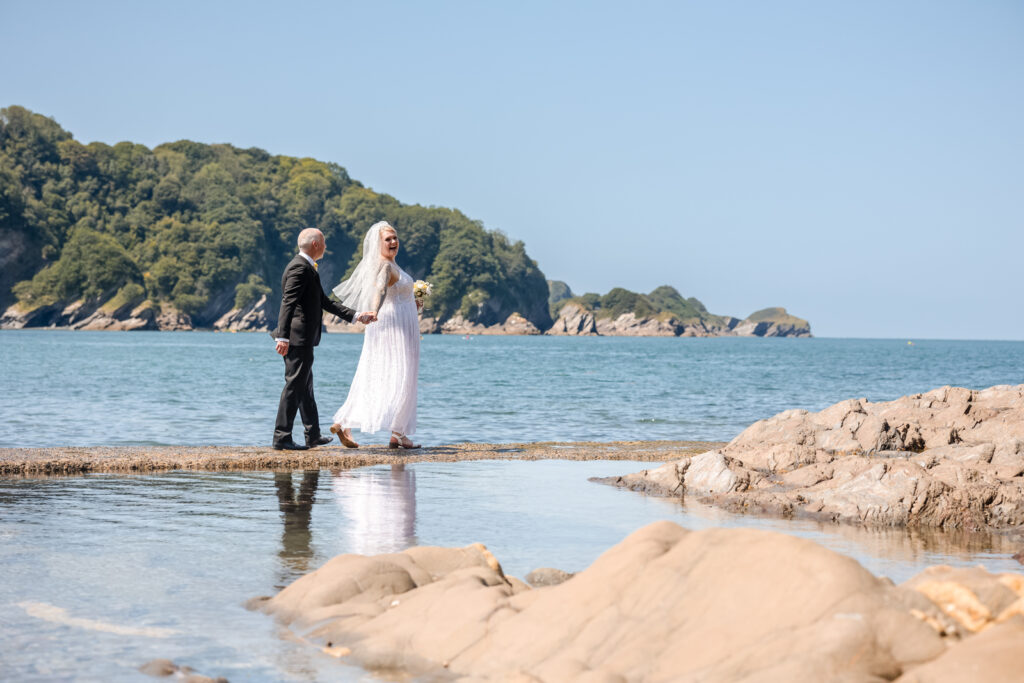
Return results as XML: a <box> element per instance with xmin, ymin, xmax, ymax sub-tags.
<box><xmin>271</xmin><ymin>254</ymin><xmax>355</xmax><ymax>346</ymax></box>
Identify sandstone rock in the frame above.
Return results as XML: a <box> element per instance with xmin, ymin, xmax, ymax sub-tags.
<box><xmin>259</xmin><ymin>522</ymin><xmax>1024</xmax><ymax>681</ymax></box>
<box><xmin>545</xmin><ymin>302</ymin><xmax>598</xmax><ymax>336</ymax></box>
<box><xmin>74</xmin><ymin>301</ymin><xmax>158</xmax><ymax>331</ymax></box>
<box><xmin>1014</xmin><ymin>551</ymin><xmax>1024</xmax><ymax>566</ymax></box>
<box><xmin>595</xmin><ymin>312</ymin><xmax>680</xmax><ymax>337</ymax></box>
<box><xmin>894</xmin><ymin>617</ymin><xmax>1024</xmax><ymax>683</ymax></box>
<box><xmin>139</xmin><ymin>658</ymin><xmax>227</xmax><ymax>682</ymax></box>
<box><xmin>213</xmin><ymin>294</ymin><xmax>270</xmax><ymax>332</ymax></box>
<box><xmin>608</xmin><ymin>384</ymin><xmax>1024</xmax><ymax>530</ymax></box>
<box><xmin>419</xmin><ymin>316</ymin><xmax>440</xmax><ymax>334</ymax></box>
<box><xmin>440</xmin><ymin>312</ymin><xmax>541</xmax><ymax>335</ymax></box>
<box><xmin>441</xmin><ymin>313</ymin><xmax>492</xmax><ymax>335</ymax></box>
<box><xmin>676</xmin><ymin>318</ymin><xmax>737</xmax><ymax>337</ymax></box>
<box><xmin>323</xmin><ymin>313</ymin><xmax>365</xmax><ymax>333</ymax></box>
<box><xmin>525</xmin><ymin>567</ymin><xmax>574</xmax><ymax>587</ymax></box>
<box><xmin>502</xmin><ymin>313</ymin><xmax>542</xmax><ymax>335</ymax></box>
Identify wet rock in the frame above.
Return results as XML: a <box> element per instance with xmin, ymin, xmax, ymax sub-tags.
<box><xmin>262</xmin><ymin>522</ymin><xmax>1024</xmax><ymax>681</ymax></box>
<box><xmin>609</xmin><ymin>384</ymin><xmax>1024</xmax><ymax>530</ymax></box>
<box><xmin>139</xmin><ymin>659</ymin><xmax>228</xmax><ymax>682</ymax></box>
<box><xmin>525</xmin><ymin>567</ymin><xmax>574</xmax><ymax>587</ymax></box>
<box><xmin>139</xmin><ymin>659</ymin><xmax>177</xmax><ymax>676</ymax></box>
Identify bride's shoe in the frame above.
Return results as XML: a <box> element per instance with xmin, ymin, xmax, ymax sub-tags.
<box><xmin>389</xmin><ymin>432</ymin><xmax>421</xmax><ymax>450</ymax></box>
<box><xmin>330</xmin><ymin>423</ymin><xmax>359</xmax><ymax>448</ymax></box>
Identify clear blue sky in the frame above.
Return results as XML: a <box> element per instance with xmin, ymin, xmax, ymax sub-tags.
<box><xmin>2</xmin><ymin>1</ymin><xmax>1022</xmax><ymax>339</ymax></box>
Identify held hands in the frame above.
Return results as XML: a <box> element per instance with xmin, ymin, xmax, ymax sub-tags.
<box><xmin>356</xmin><ymin>312</ymin><xmax>378</xmax><ymax>325</ymax></box>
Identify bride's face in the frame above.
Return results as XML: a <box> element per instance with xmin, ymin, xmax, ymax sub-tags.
<box><xmin>380</xmin><ymin>229</ymin><xmax>399</xmax><ymax>260</ymax></box>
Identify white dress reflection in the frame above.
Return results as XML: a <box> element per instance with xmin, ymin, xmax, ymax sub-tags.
<box><xmin>332</xmin><ymin>463</ymin><xmax>417</xmax><ymax>555</ymax></box>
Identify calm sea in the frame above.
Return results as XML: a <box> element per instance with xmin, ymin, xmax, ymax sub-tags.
<box><xmin>1</xmin><ymin>331</ymin><xmax>1022</xmax><ymax>447</ymax></box>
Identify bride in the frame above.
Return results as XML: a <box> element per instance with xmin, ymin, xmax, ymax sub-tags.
<box><xmin>330</xmin><ymin>221</ymin><xmax>422</xmax><ymax>449</ymax></box>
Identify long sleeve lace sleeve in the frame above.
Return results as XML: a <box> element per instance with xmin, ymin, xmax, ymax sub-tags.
<box><xmin>371</xmin><ymin>262</ymin><xmax>391</xmax><ymax>313</ymax></box>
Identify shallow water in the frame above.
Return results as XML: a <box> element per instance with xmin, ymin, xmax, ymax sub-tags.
<box><xmin>1</xmin><ymin>331</ymin><xmax>1022</xmax><ymax>447</ymax></box>
<box><xmin>1</xmin><ymin>460</ymin><xmax>1020</xmax><ymax>682</ymax></box>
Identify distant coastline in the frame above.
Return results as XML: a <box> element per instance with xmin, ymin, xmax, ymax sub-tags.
<box><xmin>1</xmin><ymin>106</ymin><xmax>810</xmax><ymax>340</ymax></box>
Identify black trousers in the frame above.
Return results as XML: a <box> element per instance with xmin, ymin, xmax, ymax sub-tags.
<box><xmin>273</xmin><ymin>345</ymin><xmax>322</xmax><ymax>445</ymax></box>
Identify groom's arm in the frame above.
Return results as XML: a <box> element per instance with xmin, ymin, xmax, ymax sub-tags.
<box><xmin>321</xmin><ymin>288</ymin><xmax>355</xmax><ymax>323</ymax></box>
<box><xmin>272</xmin><ymin>262</ymin><xmax>308</xmax><ymax>341</ymax></box>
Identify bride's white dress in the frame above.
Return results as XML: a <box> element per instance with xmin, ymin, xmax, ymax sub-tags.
<box><xmin>334</xmin><ymin>265</ymin><xmax>419</xmax><ymax>436</ymax></box>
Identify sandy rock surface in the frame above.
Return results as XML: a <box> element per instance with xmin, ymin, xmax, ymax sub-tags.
<box><xmin>602</xmin><ymin>385</ymin><xmax>1024</xmax><ymax>531</ymax></box>
<box><xmin>261</xmin><ymin>521</ymin><xmax>1024</xmax><ymax>682</ymax></box>
<box><xmin>0</xmin><ymin>440</ymin><xmax>720</xmax><ymax>476</ymax></box>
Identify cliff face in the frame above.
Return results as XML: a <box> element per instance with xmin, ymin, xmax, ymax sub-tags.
<box><xmin>0</xmin><ymin>106</ymin><xmax>551</xmax><ymax>334</ymax></box>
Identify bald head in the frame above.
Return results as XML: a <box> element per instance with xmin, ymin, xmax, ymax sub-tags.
<box><xmin>298</xmin><ymin>228</ymin><xmax>327</xmax><ymax>261</ymax></box>
<box><xmin>297</xmin><ymin>228</ymin><xmax>323</xmax><ymax>252</ymax></box>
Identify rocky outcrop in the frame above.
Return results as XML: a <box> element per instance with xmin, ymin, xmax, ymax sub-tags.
<box><xmin>733</xmin><ymin>306</ymin><xmax>811</xmax><ymax>337</ymax></box>
<box><xmin>418</xmin><ymin>316</ymin><xmax>440</xmax><ymax>334</ymax></box>
<box><xmin>0</xmin><ymin>302</ymin><xmax>65</xmax><ymax>329</ymax></box>
<box><xmin>213</xmin><ymin>294</ymin><xmax>271</xmax><ymax>332</ymax></box>
<box><xmin>595</xmin><ymin>312</ymin><xmax>680</xmax><ymax>336</ymax></box>
<box><xmin>0</xmin><ymin>299</ymin><xmax>187</xmax><ymax>330</ymax></box>
<box><xmin>74</xmin><ymin>301</ymin><xmax>158</xmax><ymax>331</ymax></box>
<box><xmin>259</xmin><ymin>521</ymin><xmax>1024</xmax><ymax>682</ymax></box>
<box><xmin>604</xmin><ymin>384</ymin><xmax>1024</xmax><ymax>530</ymax></box>
<box><xmin>501</xmin><ymin>313</ymin><xmax>542</xmax><ymax>335</ymax></box>
<box><xmin>545</xmin><ymin>302</ymin><xmax>598</xmax><ymax>336</ymax></box>
<box><xmin>441</xmin><ymin>312</ymin><xmax>541</xmax><ymax>335</ymax></box>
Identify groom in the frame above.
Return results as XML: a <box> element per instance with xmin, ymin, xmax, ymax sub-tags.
<box><xmin>271</xmin><ymin>228</ymin><xmax>376</xmax><ymax>450</ymax></box>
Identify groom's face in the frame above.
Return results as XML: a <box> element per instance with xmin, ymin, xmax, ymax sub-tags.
<box><xmin>310</xmin><ymin>235</ymin><xmax>326</xmax><ymax>260</ymax></box>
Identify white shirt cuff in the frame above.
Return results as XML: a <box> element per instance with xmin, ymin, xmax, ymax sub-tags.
<box><xmin>274</xmin><ymin>338</ymin><xmax>289</xmax><ymax>343</ymax></box>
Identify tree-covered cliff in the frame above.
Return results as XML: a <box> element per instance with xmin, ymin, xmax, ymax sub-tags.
<box><xmin>0</xmin><ymin>106</ymin><xmax>552</xmax><ymax>330</ymax></box>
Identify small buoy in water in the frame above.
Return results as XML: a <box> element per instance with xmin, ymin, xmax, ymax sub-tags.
<box><xmin>907</xmin><ymin>341</ymin><xmax>914</xmax><ymax>345</ymax></box>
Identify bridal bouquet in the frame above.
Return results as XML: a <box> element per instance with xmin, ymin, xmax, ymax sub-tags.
<box><xmin>413</xmin><ymin>280</ymin><xmax>433</xmax><ymax>299</ymax></box>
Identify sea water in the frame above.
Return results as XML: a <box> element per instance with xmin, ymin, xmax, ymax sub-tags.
<box><xmin>1</xmin><ymin>461</ymin><xmax>1021</xmax><ymax>682</ymax></box>
<box><xmin>1</xmin><ymin>331</ymin><xmax>1021</xmax><ymax>447</ymax></box>
<box><xmin>2</xmin><ymin>331</ymin><xmax>1023</xmax><ymax>681</ymax></box>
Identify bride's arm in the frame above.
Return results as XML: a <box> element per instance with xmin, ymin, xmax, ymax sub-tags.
<box><xmin>371</xmin><ymin>262</ymin><xmax>393</xmax><ymax>313</ymax></box>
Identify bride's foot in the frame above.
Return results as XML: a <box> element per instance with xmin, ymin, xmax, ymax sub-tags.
<box><xmin>330</xmin><ymin>423</ymin><xmax>359</xmax><ymax>448</ymax></box>
<box><xmin>389</xmin><ymin>432</ymin><xmax>421</xmax><ymax>450</ymax></box>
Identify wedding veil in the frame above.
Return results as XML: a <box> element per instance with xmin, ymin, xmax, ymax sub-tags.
<box><xmin>332</xmin><ymin>221</ymin><xmax>392</xmax><ymax>313</ymax></box>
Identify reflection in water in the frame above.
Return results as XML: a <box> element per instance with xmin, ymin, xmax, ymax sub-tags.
<box><xmin>674</xmin><ymin>496</ymin><xmax>1021</xmax><ymax>579</ymax></box>
<box><xmin>274</xmin><ymin>470</ymin><xmax>319</xmax><ymax>584</ymax></box>
<box><xmin>332</xmin><ymin>464</ymin><xmax>417</xmax><ymax>555</ymax></box>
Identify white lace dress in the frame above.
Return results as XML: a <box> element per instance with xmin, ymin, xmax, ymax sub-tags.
<box><xmin>333</xmin><ymin>265</ymin><xmax>420</xmax><ymax>436</ymax></box>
